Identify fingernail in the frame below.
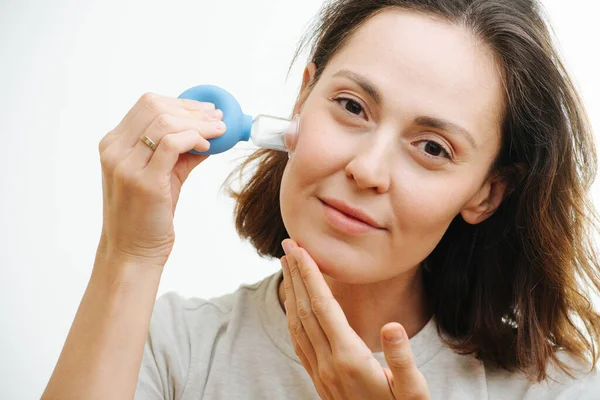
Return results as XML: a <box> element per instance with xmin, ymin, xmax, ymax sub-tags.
<box><xmin>282</xmin><ymin>240</ymin><xmax>293</xmax><ymax>255</ymax></box>
<box><xmin>214</xmin><ymin>121</ymin><xmax>226</xmax><ymax>132</ymax></box>
<box><xmin>384</xmin><ymin>328</ymin><xmax>404</xmax><ymax>343</ymax></box>
<box><xmin>208</xmin><ymin>109</ymin><xmax>223</xmax><ymax>120</ymax></box>
<box><xmin>195</xmin><ymin>138</ymin><xmax>210</xmax><ymax>152</ymax></box>
<box><xmin>280</xmin><ymin>257</ymin><xmax>288</xmax><ymax>270</ymax></box>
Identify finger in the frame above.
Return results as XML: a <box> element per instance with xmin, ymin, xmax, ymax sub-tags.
<box><xmin>282</xmin><ymin>260</ymin><xmax>335</xmax><ymax>400</ymax></box>
<box><xmin>129</xmin><ymin>114</ymin><xmax>225</xmax><ymax>168</ymax></box>
<box><xmin>99</xmin><ymin>97</ymin><xmax>219</xmax><ymax>170</ymax></box>
<box><xmin>291</xmin><ymin>326</ymin><xmax>315</xmax><ymax>377</ymax></box>
<box><xmin>283</xmin><ymin>239</ymin><xmax>357</xmax><ymax>354</ymax></box>
<box><xmin>139</xmin><ymin>129</ymin><xmax>212</xmax><ymax>178</ymax></box>
<box><xmin>282</xmin><ymin>246</ymin><xmax>331</xmax><ymax>365</ymax></box>
<box><xmin>171</xmin><ymin>151</ymin><xmax>210</xmax><ymax>188</ymax></box>
<box><xmin>111</xmin><ymin>93</ymin><xmax>218</xmax><ymax>148</ymax></box>
<box><xmin>281</xmin><ymin>256</ymin><xmax>319</xmax><ymax>371</ymax></box>
<box><xmin>381</xmin><ymin>323</ymin><xmax>430</xmax><ymax>399</ymax></box>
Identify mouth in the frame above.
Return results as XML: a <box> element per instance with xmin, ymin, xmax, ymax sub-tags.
<box><xmin>319</xmin><ymin>197</ymin><xmax>385</xmax><ymax>235</ymax></box>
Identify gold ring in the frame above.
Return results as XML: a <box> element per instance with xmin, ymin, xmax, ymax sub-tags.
<box><xmin>139</xmin><ymin>134</ymin><xmax>157</xmax><ymax>151</ymax></box>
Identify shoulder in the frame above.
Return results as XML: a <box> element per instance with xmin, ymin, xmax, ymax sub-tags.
<box><xmin>151</xmin><ymin>290</ymin><xmax>236</xmax><ymax>334</ymax></box>
<box><xmin>149</xmin><ymin>274</ymin><xmax>271</xmax><ymax>345</ymax></box>
<box><xmin>485</xmin><ymin>351</ymin><xmax>600</xmax><ymax>400</ymax></box>
<box><xmin>135</xmin><ymin>274</ymin><xmax>276</xmax><ymax>399</ymax></box>
<box><xmin>525</xmin><ymin>351</ymin><xmax>600</xmax><ymax>399</ymax></box>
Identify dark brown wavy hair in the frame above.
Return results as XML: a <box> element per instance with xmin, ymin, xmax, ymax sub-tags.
<box><xmin>224</xmin><ymin>0</ymin><xmax>600</xmax><ymax>382</ymax></box>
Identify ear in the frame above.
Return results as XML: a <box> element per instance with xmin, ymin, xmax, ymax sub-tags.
<box><xmin>292</xmin><ymin>62</ymin><xmax>317</xmax><ymax>115</ymax></box>
<box><xmin>460</xmin><ymin>176</ymin><xmax>507</xmax><ymax>225</ymax></box>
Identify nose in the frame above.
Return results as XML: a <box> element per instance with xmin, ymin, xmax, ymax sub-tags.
<box><xmin>344</xmin><ymin>131</ymin><xmax>393</xmax><ymax>193</ymax></box>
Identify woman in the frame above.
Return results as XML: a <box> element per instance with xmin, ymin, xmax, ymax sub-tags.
<box><xmin>42</xmin><ymin>0</ymin><xmax>600</xmax><ymax>398</ymax></box>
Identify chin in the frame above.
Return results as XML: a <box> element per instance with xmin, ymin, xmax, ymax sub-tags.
<box><xmin>294</xmin><ymin>232</ymin><xmax>385</xmax><ymax>285</ymax></box>
<box><xmin>283</xmin><ymin>196</ymin><xmax>387</xmax><ymax>284</ymax></box>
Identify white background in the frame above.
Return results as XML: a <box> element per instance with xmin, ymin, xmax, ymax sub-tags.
<box><xmin>1</xmin><ymin>1</ymin><xmax>598</xmax><ymax>398</ymax></box>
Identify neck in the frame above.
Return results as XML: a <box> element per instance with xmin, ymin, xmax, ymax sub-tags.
<box><xmin>277</xmin><ymin>266</ymin><xmax>431</xmax><ymax>353</ymax></box>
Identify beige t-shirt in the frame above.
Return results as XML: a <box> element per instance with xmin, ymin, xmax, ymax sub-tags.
<box><xmin>135</xmin><ymin>270</ymin><xmax>599</xmax><ymax>399</ymax></box>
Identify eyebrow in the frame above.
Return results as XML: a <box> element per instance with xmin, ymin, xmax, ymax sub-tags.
<box><xmin>331</xmin><ymin>69</ymin><xmax>479</xmax><ymax>150</ymax></box>
<box><xmin>333</xmin><ymin>69</ymin><xmax>382</xmax><ymax>105</ymax></box>
<box><xmin>414</xmin><ymin>116</ymin><xmax>478</xmax><ymax>150</ymax></box>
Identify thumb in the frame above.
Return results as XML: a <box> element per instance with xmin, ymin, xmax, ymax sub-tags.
<box><xmin>381</xmin><ymin>323</ymin><xmax>413</xmax><ymax>373</ymax></box>
<box><xmin>381</xmin><ymin>323</ymin><xmax>430</xmax><ymax>399</ymax></box>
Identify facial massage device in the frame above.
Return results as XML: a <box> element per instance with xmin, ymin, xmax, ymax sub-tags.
<box><xmin>178</xmin><ymin>85</ymin><xmax>299</xmax><ymax>155</ymax></box>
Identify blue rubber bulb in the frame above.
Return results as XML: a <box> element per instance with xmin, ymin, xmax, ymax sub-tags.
<box><xmin>177</xmin><ymin>85</ymin><xmax>253</xmax><ymax>155</ymax></box>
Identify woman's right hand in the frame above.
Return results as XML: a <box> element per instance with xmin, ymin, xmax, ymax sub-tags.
<box><xmin>97</xmin><ymin>93</ymin><xmax>226</xmax><ymax>266</ymax></box>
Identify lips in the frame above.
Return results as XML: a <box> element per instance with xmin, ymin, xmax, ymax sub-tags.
<box><xmin>319</xmin><ymin>197</ymin><xmax>385</xmax><ymax>229</ymax></box>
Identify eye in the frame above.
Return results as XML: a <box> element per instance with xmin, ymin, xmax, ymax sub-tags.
<box><xmin>415</xmin><ymin>140</ymin><xmax>452</xmax><ymax>160</ymax></box>
<box><xmin>332</xmin><ymin>96</ymin><xmax>365</xmax><ymax>118</ymax></box>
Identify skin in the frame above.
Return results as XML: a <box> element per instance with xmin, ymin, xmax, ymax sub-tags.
<box><xmin>278</xmin><ymin>9</ymin><xmax>507</xmax><ymax>353</ymax></box>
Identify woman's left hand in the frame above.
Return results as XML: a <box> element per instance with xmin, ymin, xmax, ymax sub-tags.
<box><xmin>281</xmin><ymin>239</ymin><xmax>431</xmax><ymax>400</ymax></box>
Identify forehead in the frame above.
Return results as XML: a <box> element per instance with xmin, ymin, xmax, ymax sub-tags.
<box><xmin>320</xmin><ymin>9</ymin><xmax>504</xmax><ymax>146</ymax></box>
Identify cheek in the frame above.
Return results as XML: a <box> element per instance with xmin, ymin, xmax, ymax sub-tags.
<box><xmin>280</xmin><ymin>110</ymin><xmax>352</xmax><ymax>195</ymax></box>
<box><xmin>278</xmin><ymin>127</ymin><xmax>331</xmax><ymax>247</ymax></box>
<box><xmin>394</xmin><ymin>173</ymin><xmax>468</xmax><ymax>230</ymax></box>
<box><xmin>294</xmin><ymin>112</ymin><xmax>348</xmax><ymax>172</ymax></box>
<box><xmin>386</xmin><ymin>174</ymin><xmax>474</xmax><ymax>265</ymax></box>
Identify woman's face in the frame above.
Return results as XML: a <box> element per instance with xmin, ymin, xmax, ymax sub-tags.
<box><xmin>280</xmin><ymin>9</ymin><xmax>505</xmax><ymax>284</ymax></box>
